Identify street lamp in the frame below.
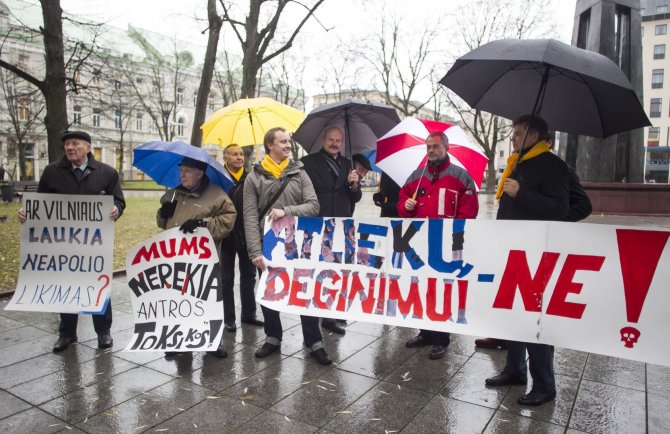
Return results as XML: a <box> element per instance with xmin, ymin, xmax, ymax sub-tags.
<box><xmin>159</xmin><ymin>99</ymin><xmax>174</xmax><ymax>140</ymax></box>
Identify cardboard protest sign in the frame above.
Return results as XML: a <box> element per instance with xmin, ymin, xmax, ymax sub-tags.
<box><xmin>124</xmin><ymin>228</ymin><xmax>224</xmax><ymax>352</ymax></box>
<box><xmin>5</xmin><ymin>193</ymin><xmax>115</xmax><ymax>314</ymax></box>
<box><xmin>258</xmin><ymin>216</ymin><xmax>670</xmax><ymax>367</ymax></box>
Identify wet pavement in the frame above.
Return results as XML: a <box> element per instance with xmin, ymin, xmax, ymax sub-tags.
<box><xmin>1</xmin><ymin>192</ymin><xmax>669</xmax><ymax>433</ymax></box>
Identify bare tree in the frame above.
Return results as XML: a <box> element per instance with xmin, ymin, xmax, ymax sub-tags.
<box><xmin>220</xmin><ymin>0</ymin><xmax>327</xmax><ymax>98</ymax></box>
<box><xmin>266</xmin><ymin>51</ymin><xmax>305</xmax><ymax>108</ymax></box>
<box><xmin>445</xmin><ymin>0</ymin><xmax>556</xmax><ymax>192</ymax></box>
<box><xmin>316</xmin><ymin>44</ymin><xmax>368</xmax><ymax>103</ymax></box>
<box><xmin>191</xmin><ymin>0</ymin><xmax>223</xmax><ymax>147</ymax></box>
<box><xmin>0</xmin><ymin>70</ymin><xmax>46</xmax><ymax>179</ymax></box>
<box><xmin>356</xmin><ymin>12</ymin><xmax>439</xmax><ymax>117</ymax></box>
<box><xmin>213</xmin><ymin>51</ymin><xmax>241</xmax><ymax>106</ymax></box>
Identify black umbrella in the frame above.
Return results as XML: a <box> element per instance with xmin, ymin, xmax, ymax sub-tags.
<box><xmin>439</xmin><ymin>38</ymin><xmax>650</xmax><ymax>139</ymax></box>
<box><xmin>293</xmin><ymin>98</ymin><xmax>401</xmax><ymax>158</ymax></box>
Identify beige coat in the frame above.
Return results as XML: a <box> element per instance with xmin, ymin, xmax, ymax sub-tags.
<box><xmin>243</xmin><ymin>160</ymin><xmax>319</xmax><ymax>260</ymax></box>
<box><xmin>156</xmin><ymin>177</ymin><xmax>236</xmax><ymax>252</ymax></box>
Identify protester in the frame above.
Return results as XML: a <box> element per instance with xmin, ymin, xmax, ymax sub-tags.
<box><xmin>475</xmin><ymin>131</ymin><xmax>592</xmax><ymax>351</ymax></box>
<box><xmin>243</xmin><ymin>127</ymin><xmax>332</xmax><ymax>365</ymax></box>
<box><xmin>220</xmin><ymin>144</ymin><xmax>264</xmax><ymax>332</ymax></box>
<box><xmin>373</xmin><ymin>172</ymin><xmax>402</xmax><ymax>217</ymax></box>
<box><xmin>352</xmin><ymin>153</ymin><xmax>372</xmax><ymax>183</ymax></box>
<box><xmin>156</xmin><ymin>155</ymin><xmax>236</xmax><ymax>358</ymax></box>
<box><xmin>397</xmin><ymin>132</ymin><xmax>479</xmax><ymax>360</ymax></box>
<box><xmin>300</xmin><ymin>126</ymin><xmax>361</xmax><ymax>335</ymax></box>
<box><xmin>485</xmin><ymin>115</ymin><xmax>569</xmax><ymax>406</ymax></box>
<box><xmin>18</xmin><ymin>130</ymin><xmax>125</xmax><ymax>352</ymax></box>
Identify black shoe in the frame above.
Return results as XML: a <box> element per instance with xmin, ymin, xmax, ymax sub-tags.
<box><xmin>335</xmin><ymin>319</ymin><xmax>347</xmax><ymax>324</ymax></box>
<box><xmin>53</xmin><ymin>335</ymin><xmax>77</xmax><ymax>352</ymax></box>
<box><xmin>518</xmin><ymin>390</ymin><xmax>556</xmax><ymax>406</ymax></box>
<box><xmin>485</xmin><ymin>373</ymin><xmax>528</xmax><ymax>387</ymax></box>
<box><xmin>475</xmin><ymin>338</ymin><xmax>507</xmax><ymax>349</ymax></box>
<box><xmin>207</xmin><ymin>340</ymin><xmax>228</xmax><ymax>358</ymax></box>
<box><xmin>97</xmin><ymin>333</ymin><xmax>113</xmax><ymax>349</ymax></box>
<box><xmin>224</xmin><ymin>321</ymin><xmax>237</xmax><ymax>332</ymax></box>
<box><xmin>241</xmin><ymin>317</ymin><xmax>264</xmax><ymax>327</ymax></box>
<box><xmin>310</xmin><ymin>348</ymin><xmax>332</xmax><ymax>365</ymax></box>
<box><xmin>429</xmin><ymin>345</ymin><xmax>446</xmax><ymax>360</ymax></box>
<box><xmin>405</xmin><ymin>334</ymin><xmax>431</xmax><ymax>348</ymax></box>
<box><xmin>255</xmin><ymin>343</ymin><xmax>280</xmax><ymax>358</ymax></box>
<box><xmin>322</xmin><ymin>320</ymin><xmax>346</xmax><ymax>335</ymax></box>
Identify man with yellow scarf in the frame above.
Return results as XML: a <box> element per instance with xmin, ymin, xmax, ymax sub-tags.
<box><xmin>243</xmin><ymin>127</ymin><xmax>333</xmax><ymax>365</ymax></box>
<box><xmin>485</xmin><ymin>115</ymin><xmax>570</xmax><ymax>406</ymax></box>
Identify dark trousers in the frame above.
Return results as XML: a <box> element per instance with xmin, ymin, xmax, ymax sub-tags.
<box><xmin>59</xmin><ymin>302</ymin><xmax>113</xmax><ymax>338</ymax></box>
<box><xmin>503</xmin><ymin>341</ymin><xmax>556</xmax><ymax>393</ymax></box>
<box><xmin>418</xmin><ymin>329</ymin><xmax>451</xmax><ymax>346</ymax></box>
<box><xmin>260</xmin><ymin>305</ymin><xmax>322</xmax><ymax>348</ymax></box>
<box><xmin>221</xmin><ymin>240</ymin><xmax>257</xmax><ymax>323</ymax></box>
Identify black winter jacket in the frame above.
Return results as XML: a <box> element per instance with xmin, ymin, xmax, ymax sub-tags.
<box><xmin>37</xmin><ymin>153</ymin><xmax>126</xmax><ymax>216</ymax></box>
<box><xmin>300</xmin><ymin>151</ymin><xmax>362</xmax><ymax>217</ymax></box>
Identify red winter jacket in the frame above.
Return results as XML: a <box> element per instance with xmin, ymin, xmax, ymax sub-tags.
<box><xmin>397</xmin><ymin>157</ymin><xmax>478</xmax><ymax>219</ymax></box>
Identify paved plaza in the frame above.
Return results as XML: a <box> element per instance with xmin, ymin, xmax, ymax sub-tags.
<box><xmin>1</xmin><ymin>192</ymin><xmax>669</xmax><ymax>433</ymax></box>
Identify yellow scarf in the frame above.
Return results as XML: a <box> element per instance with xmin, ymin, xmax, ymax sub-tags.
<box><xmin>226</xmin><ymin>164</ymin><xmax>244</xmax><ymax>182</ymax></box>
<box><xmin>261</xmin><ymin>155</ymin><xmax>289</xmax><ymax>179</ymax></box>
<box><xmin>496</xmin><ymin>140</ymin><xmax>551</xmax><ymax>200</ymax></box>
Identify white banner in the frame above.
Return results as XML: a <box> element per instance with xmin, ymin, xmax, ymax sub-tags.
<box><xmin>257</xmin><ymin>216</ymin><xmax>670</xmax><ymax>367</ymax></box>
<box><xmin>5</xmin><ymin>193</ymin><xmax>115</xmax><ymax>314</ymax></box>
<box><xmin>124</xmin><ymin>228</ymin><xmax>224</xmax><ymax>352</ymax></box>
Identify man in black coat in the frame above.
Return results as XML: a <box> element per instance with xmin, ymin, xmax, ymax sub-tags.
<box><xmin>220</xmin><ymin>144</ymin><xmax>263</xmax><ymax>332</ymax></box>
<box><xmin>484</xmin><ymin>115</ymin><xmax>569</xmax><ymax>406</ymax></box>
<box><xmin>20</xmin><ymin>130</ymin><xmax>125</xmax><ymax>352</ymax></box>
<box><xmin>301</xmin><ymin>126</ymin><xmax>361</xmax><ymax>334</ymax></box>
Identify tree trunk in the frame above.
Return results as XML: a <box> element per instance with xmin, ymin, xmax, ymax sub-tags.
<box><xmin>485</xmin><ymin>158</ymin><xmax>497</xmax><ymax>193</ymax></box>
<box><xmin>40</xmin><ymin>0</ymin><xmax>68</xmax><ymax>163</ymax></box>
<box><xmin>18</xmin><ymin>143</ymin><xmax>27</xmax><ymax>180</ymax></box>
<box><xmin>191</xmin><ymin>0</ymin><xmax>222</xmax><ymax>147</ymax></box>
<box><xmin>241</xmin><ymin>54</ymin><xmax>258</xmax><ymax>98</ymax></box>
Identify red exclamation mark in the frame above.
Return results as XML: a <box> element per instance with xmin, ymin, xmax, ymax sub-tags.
<box><xmin>616</xmin><ymin>229</ymin><xmax>670</xmax><ymax>348</ymax></box>
<box><xmin>456</xmin><ymin>279</ymin><xmax>468</xmax><ymax>324</ymax></box>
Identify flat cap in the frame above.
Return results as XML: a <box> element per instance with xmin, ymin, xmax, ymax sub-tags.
<box><xmin>352</xmin><ymin>153</ymin><xmax>372</xmax><ymax>171</ymax></box>
<box><xmin>178</xmin><ymin>156</ymin><xmax>209</xmax><ymax>171</ymax></box>
<box><xmin>62</xmin><ymin>130</ymin><xmax>91</xmax><ymax>143</ymax></box>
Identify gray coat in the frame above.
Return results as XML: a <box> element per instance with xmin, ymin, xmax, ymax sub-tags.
<box><xmin>243</xmin><ymin>160</ymin><xmax>319</xmax><ymax>260</ymax></box>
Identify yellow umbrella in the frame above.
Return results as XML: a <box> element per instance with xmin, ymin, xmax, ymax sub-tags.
<box><xmin>201</xmin><ymin>97</ymin><xmax>306</xmax><ymax>147</ymax></box>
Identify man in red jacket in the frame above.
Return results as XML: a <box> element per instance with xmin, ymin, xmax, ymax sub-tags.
<box><xmin>397</xmin><ymin>131</ymin><xmax>478</xmax><ymax>359</ymax></box>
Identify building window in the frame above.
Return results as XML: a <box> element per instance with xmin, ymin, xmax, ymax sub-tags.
<box><xmin>73</xmin><ymin>105</ymin><xmax>82</xmax><ymax>125</ymax></box>
<box><xmin>193</xmin><ymin>92</ymin><xmax>198</xmax><ymax>106</ymax></box>
<box><xmin>650</xmin><ymin>98</ymin><xmax>662</xmax><ymax>117</ymax></box>
<box><xmin>136</xmin><ymin>113</ymin><xmax>143</xmax><ymax>131</ymax></box>
<box><xmin>17</xmin><ymin>98</ymin><xmax>30</xmax><ymax>121</ymax></box>
<box><xmin>114</xmin><ymin>109</ymin><xmax>122</xmax><ymax>129</ymax></box>
<box><xmin>656</xmin><ymin>24</ymin><xmax>667</xmax><ymax>35</ymax></box>
<box><xmin>92</xmin><ymin>109</ymin><xmax>101</xmax><ymax>127</ymax></box>
<box><xmin>176</xmin><ymin>87</ymin><xmax>184</xmax><ymax>105</ymax></box>
<box><xmin>17</xmin><ymin>54</ymin><xmax>29</xmax><ymax>71</ymax></box>
<box><xmin>114</xmin><ymin>80</ymin><xmax>122</xmax><ymax>90</ymax></box>
<box><xmin>92</xmin><ymin>69</ymin><xmax>101</xmax><ymax>86</ymax></box>
<box><xmin>653</xmin><ymin>69</ymin><xmax>664</xmax><ymax>88</ymax></box>
<box><xmin>176</xmin><ymin>115</ymin><xmax>186</xmax><ymax>136</ymax></box>
<box><xmin>499</xmin><ymin>150</ymin><xmax>504</xmax><ymax>157</ymax></box>
<box><xmin>655</xmin><ymin>44</ymin><xmax>666</xmax><ymax>59</ymax></box>
<box><xmin>648</xmin><ymin>127</ymin><xmax>660</xmax><ymax>146</ymax></box>
<box><xmin>657</xmin><ymin>5</ymin><xmax>669</xmax><ymax>13</ymax></box>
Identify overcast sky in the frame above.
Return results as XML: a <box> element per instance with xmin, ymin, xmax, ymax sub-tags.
<box><xmin>58</xmin><ymin>0</ymin><xmax>578</xmax><ymax>99</ymax></box>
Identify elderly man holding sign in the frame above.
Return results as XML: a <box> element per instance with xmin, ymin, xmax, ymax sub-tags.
<box><xmin>18</xmin><ymin>130</ymin><xmax>125</xmax><ymax>352</ymax></box>
<box><xmin>156</xmin><ymin>156</ymin><xmax>237</xmax><ymax>358</ymax></box>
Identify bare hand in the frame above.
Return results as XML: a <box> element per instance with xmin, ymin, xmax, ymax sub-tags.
<box><xmin>348</xmin><ymin>170</ymin><xmax>360</xmax><ymax>187</ymax></box>
<box><xmin>18</xmin><ymin>208</ymin><xmax>26</xmax><ymax>224</ymax></box>
<box><xmin>252</xmin><ymin>255</ymin><xmax>266</xmax><ymax>272</ymax></box>
<box><xmin>267</xmin><ymin>208</ymin><xmax>285</xmax><ymax>220</ymax></box>
<box><xmin>109</xmin><ymin>205</ymin><xmax>119</xmax><ymax>221</ymax></box>
<box><xmin>502</xmin><ymin>178</ymin><xmax>520</xmax><ymax>198</ymax></box>
<box><xmin>405</xmin><ymin>198</ymin><xmax>417</xmax><ymax>212</ymax></box>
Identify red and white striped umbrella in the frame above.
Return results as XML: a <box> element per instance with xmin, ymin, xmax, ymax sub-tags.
<box><xmin>375</xmin><ymin>117</ymin><xmax>488</xmax><ymax>188</ymax></box>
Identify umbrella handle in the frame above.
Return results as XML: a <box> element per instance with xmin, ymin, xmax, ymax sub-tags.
<box><xmin>171</xmin><ymin>190</ymin><xmax>176</xmax><ymax>202</ymax></box>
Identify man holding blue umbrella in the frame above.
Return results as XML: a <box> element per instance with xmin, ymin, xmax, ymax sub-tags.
<box><xmin>156</xmin><ymin>156</ymin><xmax>237</xmax><ymax>358</ymax></box>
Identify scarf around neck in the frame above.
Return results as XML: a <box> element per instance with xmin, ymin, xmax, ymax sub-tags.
<box><xmin>226</xmin><ymin>164</ymin><xmax>244</xmax><ymax>182</ymax></box>
<box><xmin>495</xmin><ymin>140</ymin><xmax>551</xmax><ymax>200</ymax></box>
<box><xmin>261</xmin><ymin>155</ymin><xmax>289</xmax><ymax>179</ymax></box>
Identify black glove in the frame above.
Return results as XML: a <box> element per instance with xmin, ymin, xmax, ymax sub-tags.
<box><xmin>372</xmin><ymin>192</ymin><xmax>386</xmax><ymax>206</ymax></box>
<box><xmin>159</xmin><ymin>201</ymin><xmax>177</xmax><ymax>219</ymax></box>
<box><xmin>180</xmin><ymin>218</ymin><xmax>205</xmax><ymax>233</ymax></box>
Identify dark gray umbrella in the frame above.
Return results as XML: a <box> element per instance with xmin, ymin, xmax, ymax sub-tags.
<box><xmin>439</xmin><ymin>38</ymin><xmax>650</xmax><ymax>138</ymax></box>
<box><xmin>293</xmin><ymin>98</ymin><xmax>401</xmax><ymax>157</ymax></box>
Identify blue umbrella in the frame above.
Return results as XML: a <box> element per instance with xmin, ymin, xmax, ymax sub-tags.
<box><xmin>133</xmin><ymin>141</ymin><xmax>234</xmax><ymax>193</ymax></box>
<box><xmin>361</xmin><ymin>150</ymin><xmax>382</xmax><ymax>173</ymax></box>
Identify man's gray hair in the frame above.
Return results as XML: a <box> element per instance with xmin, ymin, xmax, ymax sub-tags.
<box><xmin>323</xmin><ymin>125</ymin><xmax>345</xmax><ymax>139</ymax></box>
<box><xmin>427</xmin><ymin>131</ymin><xmax>449</xmax><ymax>145</ymax></box>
